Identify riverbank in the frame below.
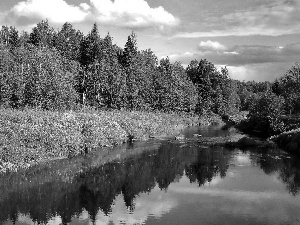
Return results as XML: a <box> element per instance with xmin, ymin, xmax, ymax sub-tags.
<box><xmin>270</xmin><ymin>129</ymin><xmax>300</xmax><ymax>154</ymax></box>
<box><xmin>229</xmin><ymin>111</ymin><xmax>300</xmax><ymax>154</ymax></box>
<box><xmin>1</xmin><ymin>108</ymin><xmax>221</xmax><ymax>173</ymax></box>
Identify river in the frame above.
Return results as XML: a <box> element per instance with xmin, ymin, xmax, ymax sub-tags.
<box><xmin>1</xmin><ymin>125</ymin><xmax>300</xmax><ymax>225</ymax></box>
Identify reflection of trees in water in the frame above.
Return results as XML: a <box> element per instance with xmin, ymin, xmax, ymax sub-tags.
<box><xmin>1</xmin><ymin>142</ymin><xmax>230</xmax><ymax>224</ymax></box>
<box><xmin>280</xmin><ymin>158</ymin><xmax>300</xmax><ymax>196</ymax></box>
<box><xmin>185</xmin><ymin>147</ymin><xmax>230</xmax><ymax>186</ymax></box>
<box><xmin>255</xmin><ymin>150</ymin><xmax>300</xmax><ymax>196</ymax></box>
<box><xmin>3</xmin><ymin>143</ymin><xmax>299</xmax><ymax>224</ymax></box>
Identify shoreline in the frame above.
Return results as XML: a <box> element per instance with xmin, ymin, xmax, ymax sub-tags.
<box><xmin>1</xmin><ymin>108</ymin><xmax>222</xmax><ymax>173</ymax></box>
<box><xmin>270</xmin><ymin>129</ymin><xmax>300</xmax><ymax>155</ymax></box>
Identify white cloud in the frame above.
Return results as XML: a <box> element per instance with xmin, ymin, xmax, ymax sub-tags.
<box><xmin>89</xmin><ymin>0</ymin><xmax>179</xmax><ymax>30</ymax></box>
<box><xmin>198</xmin><ymin>40</ymin><xmax>227</xmax><ymax>51</ymax></box>
<box><xmin>9</xmin><ymin>0</ymin><xmax>88</xmax><ymax>24</ymax></box>
<box><xmin>1</xmin><ymin>0</ymin><xmax>179</xmax><ymax>31</ymax></box>
<box><xmin>79</xmin><ymin>3</ymin><xmax>91</xmax><ymax>11</ymax></box>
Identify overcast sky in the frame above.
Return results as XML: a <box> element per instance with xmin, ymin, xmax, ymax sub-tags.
<box><xmin>1</xmin><ymin>0</ymin><xmax>300</xmax><ymax>81</ymax></box>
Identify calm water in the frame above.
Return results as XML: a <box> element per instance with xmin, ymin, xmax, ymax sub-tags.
<box><xmin>1</xmin><ymin>126</ymin><xmax>300</xmax><ymax>225</ymax></box>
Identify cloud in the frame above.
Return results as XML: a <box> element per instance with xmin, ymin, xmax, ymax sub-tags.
<box><xmin>198</xmin><ymin>40</ymin><xmax>227</xmax><ymax>51</ymax></box>
<box><xmin>171</xmin><ymin>0</ymin><xmax>300</xmax><ymax>38</ymax></box>
<box><xmin>88</xmin><ymin>0</ymin><xmax>179</xmax><ymax>30</ymax></box>
<box><xmin>169</xmin><ymin>42</ymin><xmax>300</xmax><ymax>67</ymax></box>
<box><xmin>168</xmin><ymin>41</ymin><xmax>300</xmax><ymax>81</ymax></box>
<box><xmin>1</xmin><ymin>0</ymin><xmax>179</xmax><ymax>31</ymax></box>
<box><xmin>6</xmin><ymin>0</ymin><xmax>88</xmax><ymax>25</ymax></box>
<box><xmin>226</xmin><ymin>63</ymin><xmax>294</xmax><ymax>82</ymax></box>
<box><xmin>92</xmin><ymin>189</ymin><xmax>177</xmax><ymax>225</ymax></box>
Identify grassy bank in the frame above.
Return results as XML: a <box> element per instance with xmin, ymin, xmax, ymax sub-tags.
<box><xmin>270</xmin><ymin>129</ymin><xmax>300</xmax><ymax>154</ymax></box>
<box><xmin>0</xmin><ymin>108</ymin><xmax>203</xmax><ymax>173</ymax></box>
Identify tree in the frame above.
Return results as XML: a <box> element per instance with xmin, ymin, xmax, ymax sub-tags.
<box><xmin>119</xmin><ymin>32</ymin><xmax>138</xmax><ymax>68</ymax></box>
<box><xmin>85</xmin><ymin>34</ymin><xmax>126</xmax><ymax>108</ymax></box>
<box><xmin>119</xmin><ymin>32</ymin><xmax>139</xmax><ymax>109</ymax></box>
<box><xmin>279</xmin><ymin>63</ymin><xmax>300</xmax><ymax>114</ymax></box>
<box><xmin>157</xmin><ymin>58</ymin><xmax>197</xmax><ymax>112</ymax></box>
<box><xmin>0</xmin><ymin>26</ymin><xmax>10</xmax><ymax>46</ymax></box>
<box><xmin>54</xmin><ymin>22</ymin><xmax>83</xmax><ymax>61</ymax></box>
<box><xmin>79</xmin><ymin>23</ymin><xmax>102</xmax><ymax>67</ymax></box>
<box><xmin>0</xmin><ymin>26</ymin><xmax>20</xmax><ymax>51</ymax></box>
<box><xmin>246</xmin><ymin>91</ymin><xmax>286</xmax><ymax>136</ymax></box>
<box><xmin>29</xmin><ymin>20</ymin><xmax>56</xmax><ymax>48</ymax></box>
<box><xmin>186</xmin><ymin>59</ymin><xmax>217</xmax><ymax>114</ymax></box>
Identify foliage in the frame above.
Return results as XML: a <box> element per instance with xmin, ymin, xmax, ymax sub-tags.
<box><xmin>0</xmin><ymin>21</ymin><xmax>245</xmax><ymax>115</ymax></box>
<box><xmin>0</xmin><ymin>45</ymin><xmax>79</xmax><ymax>109</ymax></box>
<box><xmin>0</xmin><ymin>108</ymin><xmax>199</xmax><ymax>172</ymax></box>
<box><xmin>54</xmin><ymin>22</ymin><xmax>83</xmax><ymax>61</ymax></box>
<box><xmin>29</xmin><ymin>20</ymin><xmax>56</xmax><ymax>48</ymax></box>
<box><xmin>186</xmin><ymin>59</ymin><xmax>240</xmax><ymax>115</ymax></box>
<box><xmin>278</xmin><ymin>63</ymin><xmax>300</xmax><ymax>114</ymax></box>
<box><xmin>241</xmin><ymin>91</ymin><xmax>286</xmax><ymax>136</ymax></box>
<box><xmin>157</xmin><ymin>58</ymin><xmax>197</xmax><ymax>112</ymax></box>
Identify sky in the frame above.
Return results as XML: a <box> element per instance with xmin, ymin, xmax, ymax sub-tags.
<box><xmin>1</xmin><ymin>0</ymin><xmax>300</xmax><ymax>81</ymax></box>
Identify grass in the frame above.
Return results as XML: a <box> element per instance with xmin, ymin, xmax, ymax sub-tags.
<box><xmin>0</xmin><ymin>108</ymin><xmax>201</xmax><ymax>173</ymax></box>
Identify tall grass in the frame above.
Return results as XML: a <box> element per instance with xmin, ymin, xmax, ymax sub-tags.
<box><xmin>0</xmin><ymin>108</ymin><xmax>199</xmax><ymax>172</ymax></box>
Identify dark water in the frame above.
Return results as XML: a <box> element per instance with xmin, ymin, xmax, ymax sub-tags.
<box><xmin>1</xmin><ymin>126</ymin><xmax>300</xmax><ymax>225</ymax></box>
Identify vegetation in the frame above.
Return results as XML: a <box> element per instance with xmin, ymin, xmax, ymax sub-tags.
<box><xmin>0</xmin><ymin>108</ymin><xmax>200</xmax><ymax>172</ymax></box>
<box><xmin>1</xmin><ymin>19</ymin><xmax>300</xmax><ymax>168</ymax></box>
<box><xmin>0</xmin><ymin>21</ymin><xmax>238</xmax><ymax>113</ymax></box>
<box><xmin>238</xmin><ymin>92</ymin><xmax>286</xmax><ymax>137</ymax></box>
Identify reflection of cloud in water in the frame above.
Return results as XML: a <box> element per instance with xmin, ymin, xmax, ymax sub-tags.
<box><xmin>170</xmin><ymin>186</ymin><xmax>291</xmax><ymax>201</ymax></box>
<box><xmin>235</xmin><ymin>153</ymin><xmax>251</xmax><ymax>166</ymax></box>
<box><xmin>168</xmin><ymin>181</ymin><xmax>300</xmax><ymax>224</ymax></box>
<box><xmin>204</xmin><ymin>176</ymin><xmax>223</xmax><ymax>186</ymax></box>
<box><xmin>5</xmin><ymin>186</ymin><xmax>177</xmax><ymax>225</ymax></box>
<box><xmin>4</xmin><ymin>214</ymin><xmax>63</xmax><ymax>225</ymax></box>
<box><xmin>104</xmin><ymin>186</ymin><xmax>177</xmax><ymax>224</ymax></box>
<box><xmin>204</xmin><ymin>171</ymin><xmax>236</xmax><ymax>187</ymax></box>
<box><xmin>70</xmin><ymin>186</ymin><xmax>177</xmax><ymax>225</ymax></box>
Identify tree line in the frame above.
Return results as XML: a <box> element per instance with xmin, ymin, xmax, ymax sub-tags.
<box><xmin>1</xmin><ymin>20</ymin><xmax>299</xmax><ymax>120</ymax></box>
<box><xmin>0</xmin><ymin>20</ymin><xmax>239</xmax><ymax>114</ymax></box>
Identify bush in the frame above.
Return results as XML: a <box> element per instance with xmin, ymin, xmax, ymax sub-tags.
<box><xmin>240</xmin><ymin>91</ymin><xmax>286</xmax><ymax>137</ymax></box>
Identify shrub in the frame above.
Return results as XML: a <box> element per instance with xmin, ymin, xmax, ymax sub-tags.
<box><xmin>241</xmin><ymin>91</ymin><xmax>286</xmax><ymax>136</ymax></box>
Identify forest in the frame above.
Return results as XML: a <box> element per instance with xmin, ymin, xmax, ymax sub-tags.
<box><xmin>1</xmin><ymin>20</ymin><xmax>300</xmax><ymax>136</ymax></box>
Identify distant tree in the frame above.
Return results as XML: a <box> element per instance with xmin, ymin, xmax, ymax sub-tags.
<box><xmin>54</xmin><ymin>22</ymin><xmax>83</xmax><ymax>61</ymax></box>
<box><xmin>29</xmin><ymin>20</ymin><xmax>56</xmax><ymax>48</ymax></box>
<box><xmin>85</xmin><ymin>34</ymin><xmax>125</xmax><ymax>108</ymax></box>
<box><xmin>279</xmin><ymin>63</ymin><xmax>300</xmax><ymax>114</ymax></box>
<box><xmin>119</xmin><ymin>32</ymin><xmax>139</xmax><ymax>109</ymax></box>
<box><xmin>186</xmin><ymin>59</ymin><xmax>217</xmax><ymax>114</ymax></box>
<box><xmin>225</xmin><ymin>80</ymin><xmax>241</xmax><ymax>114</ymax></box>
<box><xmin>214</xmin><ymin>84</ymin><xmax>226</xmax><ymax>115</ymax></box>
<box><xmin>137</xmin><ymin>49</ymin><xmax>160</xmax><ymax>110</ymax></box>
<box><xmin>19</xmin><ymin>31</ymin><xmax>30</xmax><ymax>48</ymax></box>
<box><xmin>119</xmin><ymin>32</ymin><xmax>138</xmax><ymax>68</ymax></box>
<box><xmin>0</xmin><ymin>26</ymin><xmax>10</xmax><ymax>46</ymax></box>
<box><xmin>272</xmin><ymin>79</ymin><xmax>281</xmax><ymax>95</ymax></box>
<box><xmin>0</xmin><ymin>26</ymin><xmax>20</xmax><ymax>51</ymax></box>
<box><xmin>157</xmin><ymin>58</ymin><xmax>197</xmax><ymax>112</ymax></box>
<box><xmin>79</xmin><ymin>23</ymin><xmax>102</xmax><ymax>67</ymax></box>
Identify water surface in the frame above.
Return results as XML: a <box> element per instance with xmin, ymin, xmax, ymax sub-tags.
<box><xmin>1</xmin><ymin>126</ymin><xmax>300</xmax><ymax>225</ymax></box>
